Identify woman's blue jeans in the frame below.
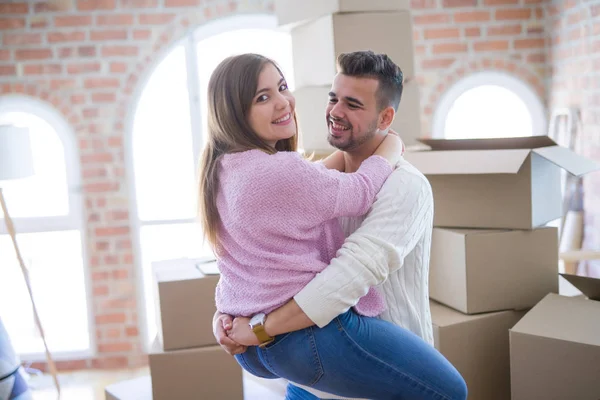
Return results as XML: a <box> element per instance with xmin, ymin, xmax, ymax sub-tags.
<box><xmin>235</xmin><ymin>310</ymin><xmax>467</xmax><ymax>400</ymax></box>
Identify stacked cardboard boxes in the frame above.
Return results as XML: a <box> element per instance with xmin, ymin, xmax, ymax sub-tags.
<box><xmin>405</xmin><ymin>136</ymin><xmax>599</xmax><ymax>399</ymax></box>
<box><xmin>104</xmin><ymin>258</ymin><xmax>244</xmax><ymax>400</ymax></box>
<box><xmin>274</xmin><ymin>0</ymin><xmax>422</xmax><ymax>155</ymax></box>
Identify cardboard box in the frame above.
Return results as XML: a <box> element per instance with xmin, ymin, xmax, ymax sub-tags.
<box><xmin>290</xmin><ymin>12</ymin><xmax>415</xmax><ymax>91</ymax></box>
<box><xmin>509</xmin><ymin>275</ymin><xmax>600</xmax><ymax>400</ymax></box>
<box><xmin>275</xmin><ymin>0</ymin><xmax>410</xmax><ymax>27</ymax></box>
<box><xmin>404</xmin><ymin>136</ymin><xmax>600</xmax><ymax>229</ymax></box>
<box><xmin>431</xmin><ymin>301</ymin><xmax>525</xmax><ymax>400</ymax></box>
<box><xmin>294</xmin><ymin>82</ymin><xmax>421</xmax><ymax>153</ymax></box>
<box><xmin>105</xmin><ymin>376</ymin><xmax>152</xmax><ymax>400</ymax></box>
<box><xmin>429</xmin><ymin>227</ymin><xmax>559</xmax><ymax>314</ymax></box>
<box><xmin>153</xmin><ymin>258</ymin><xmax>219</xmax><ymax>351</ymax></box>
<box><xmin>149</xmin><ymin>340</ymin><xmax>243</xmax><ymax>400</ymax></box>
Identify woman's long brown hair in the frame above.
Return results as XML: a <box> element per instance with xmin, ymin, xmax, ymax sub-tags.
<box><xmin>198</xmin><ymin>53</ymin><xmax>298</xmax><ymax>251</ymax></box>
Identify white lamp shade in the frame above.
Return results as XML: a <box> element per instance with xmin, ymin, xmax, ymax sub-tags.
<box><xmin>0</xmin><ymin>125</ymin><xmax>34</xmax><ymax>181</ymax></box>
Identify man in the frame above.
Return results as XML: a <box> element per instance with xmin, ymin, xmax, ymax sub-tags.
<box><xmin>213</xmin><ymin>51</ymin><xmax>462</xmax><ymax>399</ymax></box>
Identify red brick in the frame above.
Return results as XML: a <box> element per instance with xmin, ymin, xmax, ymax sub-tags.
<box><xmin>71</xmin><ymin>94</ymin><xmax>87</xmax><ymax>104</ymax></box>
<box><xmin>67</xmin><ymin>62</ymin><xmax>101</xmax><ymax>74</ymax></box>
<box><xmin>0</xmin><ymin>66</ymin><xmax>16</xmax><ymax>76</ymax></box>
<box><xmin>432</xmin><ymin>43</ymin><xmax>468</xmax><ymax>54</ymax></box>
<box><xmin>96</xmin><ymin>14</ymin><xmax>135</xmax><ymax>25</ymax></box>
<box><xmin>454</xmin><ymin>11</ymin><xmax>490</xmax><ymax>23</ymax></box>
<box><xmin>92</xmin><ymin>271</ymin><xmax>110</xmax><ymax>282</ymax></box>
<box><xmin>421</xmin><ymin>58</ymin><xmax>456</xmax><ymax>69</ymax></box>
<box><xmin>49</xmin><ymin>79</ymin><xmax>76</xmax><ymax>90</ymax></box>
<box><xmin>413</xmin><ymin>13</ymin><xmax>451</xmax><ymax>25</ymax></box>
<box><xmin>84</xmin><ymin>78</ymin><xmax>121</xmax><ymax>89</ymax></box>
<box><xmin>90</xmin><ymin>30</ymin><xmax>128</xmax><ymax>41</ymax></box>
<box><xmin>112</xmin><ymin>269</ymin><xmax>129</xmax><ymax>279</ymax></box>
<box><xmin>78</xmin><ymin>46</ymin><xmax>97</xmax><ymax>57</ymax></box>
<box><xmin>0</xmin><ymin>50</ymin><xmax>10</xmax><ymax>61</ymax></box>
<box><xmin>91</xmin><ymin>357</ymin><xmax>128</xmax><ymax>369</ymax></box>
<box><xmin>488</xmin><ymin>24</ymin><xmax>522</xmax><ymax>36</ymax></box>
<box><xmin>126</xmin><ymin>327</ymin><xmax>139</xmax><ymax>337</ymax></box>
<box><xmin>474</xmin><ymin>40</ymin><xmax>510</xmax><ymax>51</ymax></box>
<box><xmin>484</xmin><ymin>0</ymin><xmax>518</xmax><ymax>4</ymax></box>
<box><xmin>93</xmin><ymin>285</ymin><xmax>109</xmax><ymax>296</ymax></box>
<box><xmin>133</xmin><ymin>29</ymin><xmax>152</xmax><ymax>40</ymax></box>
<box><xmin>110</xmin><ymin>62</ymin><xmax>128</xmax><ymax>73</ymax></box>
<box><xmin>92</xmin><ymin>92</ymin><xmax>117</xmax><ymax>103</ymax></box>
<box><xmin>82</xmin><ymin>152</ymin><xmax>114</xmax><ymax>164</ymax></box>
<box><xmin>96</xmin><ymin>313</ymin><xmax>127</xmax><ymax>325</ymax></box>
<box><xmin>101</xmin><ymin>45</ymin><xmax>138</xmax><ymax>57</ymax></box>
<box><xmin>85</xmin><ymin>182</ymin><xmax>119</xmax><ymax>192</ymax></box>
<box><xmin>443</xmin><ymin>0</ymin><xmax>476</xmax><ymax>6</ymax></box>
<box><xmin>95</xmin><ymin>226</ymin><xmax>130</xmax><ymax>236</ymax></box>
<box><xmin>54</xmin><ymin>15</ymin><xmax>93</xmax><ymax>27</ymax></box>
<box><xmin>47</xmin><ymin>32</ymin><xmax>86</xmax><ymax>43</ymax></box>
<box><xmin>527</xmin><ymin>53</ymin><xmax>546</xmax><ymax>63</ymax></box>
<box><xmin>105</xmin><ymin>328</ymin><xmax>123</xmax><ymax>339</ymax></box>
<box><xmin>138</xmin><ymin>13</ymin><xmax>176</xmax><ymax>24</ymax></box>
<box><xmin>0</xmin><ymin>18</ymin><xmax>26</xmax><ymax>30</ymax></box>
<box><xmin>120</xmin><ymin>0</ymin><xmax>159</xmax><ymax>7</ymax></box>
<box><xmin>464</xmin><ymin>27</ymin><xmax>481</xmax><ymax>37</ymax></box>
<box><xmin>23</xmin><ymin>64</ymin><xmax>63</xmax><ymax>75</ymax></box>
<box><xmin>410</xmin><ymin>0</ymin><xmax>437</xmax><ymax>8</ymax></box>
<box><xmin>58</xmin><ymin>47</ymin><xmax>74</xmax><ymax>58</ymax></box>
<box><xmin>117</xmin><ymin>239</ymin><xmax>132</xmax><ymax>250</ymax></box>
<box><xmin>77</xmin><ymin>0</ymin><xmax>116</xmax><ymax>10</ymax></box>
<box><xmin>496</xmin><ymin>8</ymin><xmax>532</xmax><ymax>20</ymax></box>
<box><xmin>164</xmin><ymin>0</ymin><xmax>200</xmax><ymax>6</ymax></box>
<box><xmin>30</xmin><ymin>16</ymin><xmax>48</xmax><ymax>29</ymax></box>
<box><xmin>0</xmin><ymin>3</ymin><xmax>29</xmax><ymax>13</ymax></box>
<box><xmin>108</xmin><ymin>136</ymin><xmax>123</xmax><ymax>147</ymax></box>
<box><xmin>3</xmin><ymin>33</ymin><xmax>42</xmax><ymax>46</ymax></box>
<box><xmin>15</xmin><ymin>49</ymin><xmax>53</xmax><ymax>61</ymax></box>
<box><xmin>514</xmin><ymin>38</ymin><xmax>545</xmax><ymax>49</ymax></box>
<box><xmin>424</xmin><ymin>28</ymin><xmax>460</xmax><ymax>40</ymax></box>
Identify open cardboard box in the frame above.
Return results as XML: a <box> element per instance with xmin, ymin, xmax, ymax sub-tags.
<box><xmin>275</xmin><ymin>0</ymin><xmax>410</xmax><ymax>28</ymax></box>
<box><xmin>404</xmin><ymin>136</ymin><xmax>600</xmax><ymax>229</ymax></box>
<box><xmin>509</xmin><ymin>272</ymin><xmax>600</xmax><ymax>399</ymax></box>
<box><xmin>429</xmin><ymin>226</ymin><xmax>558</xmax><ymax>314</ymax></box>
<box><xmin>153</xmin><ymin>258</ymin><xmax>219</xmax><ymax>351</ymax></box>
<box><xmin>105</xmin><ymin>376</ymin><xmax>152</xmax><ymax>400</ymax></box>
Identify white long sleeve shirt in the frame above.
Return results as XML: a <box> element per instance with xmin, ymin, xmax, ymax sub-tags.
<box><xmin>293</xmin><ymin>159</ymin><xmax>435</xmax><ymax>399</ymax></box>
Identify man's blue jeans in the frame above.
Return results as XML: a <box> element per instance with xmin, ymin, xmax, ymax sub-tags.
<box><xmin>235</xmin><ymin>310</ymin><xmax>467</xmax><ymax>400</ymax></box>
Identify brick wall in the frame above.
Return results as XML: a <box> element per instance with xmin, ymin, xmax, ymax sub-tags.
<box><xmin>547</xmin><ymin>0</ymin><xmax>600</xmax><ymax>261</ymax></box>
<box><xmin>0</xmin><ymin>0</ymin><xmax>596</xmax><ymax>370</ymax></box>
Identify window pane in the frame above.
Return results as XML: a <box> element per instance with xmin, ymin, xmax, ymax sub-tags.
<box><xmin>444</xmin><ymin>85</ymin><xmax>533</xmax><ymax>139</ymax></box>
<box><xmin>132</xmin><ymin>45</ymin><xmax>197</xmax><ymax>222</ymax></box>
<box><xmin>0</xmin><ymin>112</ymin><xmax>69</xmax><ymax>218</ymax></box>
<box><xmin>140</xmin><ymin>223</ymin><xmax>213</xmax><ymax>343</ymax></box>
<box><xmin>196</xmin><ymin>29</ymin><xmax>295</xmax><ymax>136</ymax></box>
<box><xmin>0</xmin><ymin>230</ymin><xmax>90</xmax><ymax>355</ymax></box>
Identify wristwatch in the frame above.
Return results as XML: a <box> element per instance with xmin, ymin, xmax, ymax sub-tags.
<box><xmin>249</xmin><ymin>313</ymin><xmax>274</xmax><ymax>348</ymax></box>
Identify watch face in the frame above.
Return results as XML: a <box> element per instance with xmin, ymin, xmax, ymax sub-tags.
<box><xmin>249</xmin><ymin>313</ymin><xmax>266</xmax><ymax>327</ymax></box>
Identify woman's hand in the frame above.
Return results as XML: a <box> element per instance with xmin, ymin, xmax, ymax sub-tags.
<box><xmin>227</xmin><ymin>316</ymin><xmax>261</xmax><ymax>346</ymax></box>
<box><xmin>374</xmin><ymin>134</ymin><xmax>404</xmax><ymax>166</ymax></box>
<box><xmin>213</xmin><ymin>312</ymin><xmax>247</xmax><ymax>355</ymax></box>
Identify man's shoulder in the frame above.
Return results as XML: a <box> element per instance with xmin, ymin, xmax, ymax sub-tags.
<box><xmin>381</xmin><ymin>158</ymin><xmax>432</xmax><ymax>194</ymax></box>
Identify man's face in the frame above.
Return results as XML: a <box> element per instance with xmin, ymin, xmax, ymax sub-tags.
<box><xmin>326</xmin><ymin>73</ymin><xmax>381</xmax><ymax>151</ymax></box>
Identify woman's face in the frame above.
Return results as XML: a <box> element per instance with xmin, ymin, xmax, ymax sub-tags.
<box><xmin>247</xmin><ymin>63</ymin><xmax>296</xmax><ymax>147</ymax></box>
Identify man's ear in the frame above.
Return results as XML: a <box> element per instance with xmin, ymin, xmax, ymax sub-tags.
<box><xmin>378</xmin><ymin>106</ymin><xmax>395</xmax><ymax>131</ymax></box>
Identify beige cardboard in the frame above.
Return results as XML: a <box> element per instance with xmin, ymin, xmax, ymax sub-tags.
<box><xmin>429</xmin><ymin>227</ymin><xmax>558</xmax><ymax>314</ymax></box>
<box><xmin>431</xmin><ymin>301</ymin><xmax>525</xmax><ymax>400</ymax></box>
<box><xmin>149</xmin><ymin>340</ymin><xmax>243</xmax><ymax>400</ymax></box>
<box><xmin>294</xmin><ymin>83</ymin><xmax>421</xmax><ymax>153</ymax></box>
<box><xmin>153</xmin><ymin>258</ymin><xmax>219</xmax><ymax>351</ymax></box>
<box><xmin>404</xmin><ymin>136</ymin><xmax>600</xmax><ymax>229</ymax></box>
<box><xmin>290</xmin><ymin>12</ymin><xmax>416</xmax><ymax>93</ymax></box>
<box><xmin>510</xmin><ymin>291</ymin><xmax>600</xmax><ymax>400</ymax></box>
<box><xmin>105</xmin><ymin>376</ymin><xmax>152</xmax><ymax>400</ymax></box>
<box><xmin>275</xmin><ymin>0</ymin><xmax>410</xmax><ymax>27</ymax></box>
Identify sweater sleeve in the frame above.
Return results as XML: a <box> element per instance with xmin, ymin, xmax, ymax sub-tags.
<box><xmin>263</xmin><ymin>152</ymin><xmax>393</xmax><ymax>222</ymax></box>
<box><xmin>293</xmin><ymin>167</ymin><xmax>434</xmax><ymax>327</ymax></box>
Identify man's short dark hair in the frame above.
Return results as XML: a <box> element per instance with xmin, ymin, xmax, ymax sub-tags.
<box><xmin>336</xmin><ymin>51</ymin><xmax>404</xmax><ymax>112</ymax></box>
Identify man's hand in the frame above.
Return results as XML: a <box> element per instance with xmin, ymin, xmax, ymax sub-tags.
<box><xmin>227</xmin><ymin>316</ymin><xmax>261</xmax><ymax>346</ymax></box>
<box><xmin>213</xmin><ymin>313</ymin><xmax>247</xmax><ymax>355</ymax></box>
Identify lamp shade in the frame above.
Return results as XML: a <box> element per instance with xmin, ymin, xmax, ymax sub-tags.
<box><xmin>0</xmin><ymin>125</ymin><xmax>34</xmax><ymax>181</ymax></box>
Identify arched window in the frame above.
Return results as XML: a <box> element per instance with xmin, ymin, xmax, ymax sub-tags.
<box><xmin>432</xmin><ymin>71</ymin><xmax>546</xmax><ymax>139</ymax></box>
<box><xmin>129</xmin><ymin>15</ymin><xmax>294</xmax><ymax>345</ymax></box>
<box><xmin>0</xmin><ymin>96</ymin><xmax>91</xmax><ymax>359</ymax></box>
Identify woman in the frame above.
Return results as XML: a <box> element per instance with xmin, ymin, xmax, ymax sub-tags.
<box><xmin>199</xmin><ymin>53</ymin><xmax>467</xmax><ymax>400</ymax></box>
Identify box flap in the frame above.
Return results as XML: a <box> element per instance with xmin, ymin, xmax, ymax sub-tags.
<box><xmin>195</xmin><ymin>258</ymin><xmax>219</xmax><ymax>275</ymax></box>
<box><xmin>105</xmin><ymin>375</ymin><xmax>152</xmax><ymax>400</ymax></box>
<box><xmin>404</xmin><ymin>149</ymin><xmax>530</xmax><ymax>175</ymax></box>
<box><xmin>437</xmin><ymin>228</ymin><xmax>512</xmax><ymax>236</ymax></box>
<box><xmin>560</xmin><ymin>273</ymin><xmax>600</xmax><ymax>301</ymax></box>
<box><xmin>153</xmin><ymin>258</ymin><xmax>217</xmax><ymax>283</ymax></box>
<box><xmin>418</xmin><ymin>136</ymin><xmax>557</xmax><ymax>151</ymax></box>
<box><xmin>511</xmin><ymin>293</ymin><xmax>600</xmax><ymax>347</ymax></box>
<box><xmin>532</xmin><ymin>146</ymin><xmax>600</xmax><ymax>177</ymax></box>
<box><xmin>430</xmin><ymin>300</ymin><xmax>502</xmax><ymax>327</ymax></box>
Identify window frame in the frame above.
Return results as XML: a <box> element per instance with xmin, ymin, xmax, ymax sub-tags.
<box><xmin>0</xmin><ymin>94</ymin><xmax>94</xmax><ymax>361</ymax></box>
<box><xmin>431</xmin><ymin>71</ymin><xmax>547</xmax><ymax>139</ymax></box>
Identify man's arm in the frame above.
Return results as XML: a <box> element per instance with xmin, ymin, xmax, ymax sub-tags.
<box><xmin>264</xmin><ymin>167</ymin><xmax>434</xmax><ymax>333</ymax></box>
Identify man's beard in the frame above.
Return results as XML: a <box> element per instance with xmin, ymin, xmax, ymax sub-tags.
<box><xmin>328</xmin><ymin>118</ymin><xmax>378</xmax><ymax>151</ymax></box>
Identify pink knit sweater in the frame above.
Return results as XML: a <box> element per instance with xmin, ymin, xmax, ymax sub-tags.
<box><xmin>214</xmin><ymin>149</ymin><xmax>392</xmax><ymax>317</ymax></box>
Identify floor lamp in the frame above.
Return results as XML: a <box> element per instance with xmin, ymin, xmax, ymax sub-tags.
<box><xmin>0</xmin><ymin>125</ymin><xmax>60</xmax><ymax>396</ymax></box>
